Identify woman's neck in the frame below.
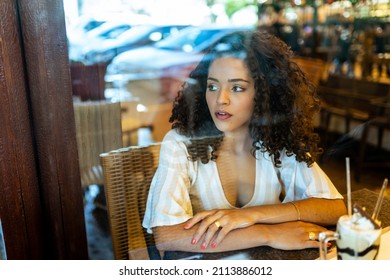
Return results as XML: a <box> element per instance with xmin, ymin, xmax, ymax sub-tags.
<box><xmin>222</xmin><ymin>132</ymin><xmax>253</xmax><ymax>155</ymax></box>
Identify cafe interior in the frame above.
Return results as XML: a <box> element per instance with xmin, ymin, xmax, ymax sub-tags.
<box><xmin>0</xmin><ymin>0</ymin><xmax>389</xmax><ymax>260</ymax></box>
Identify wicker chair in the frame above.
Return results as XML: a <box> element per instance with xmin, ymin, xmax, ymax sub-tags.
<box><xmin>73</xmin><ymin>101</ymin><xmax>123</xmax><ymax>187</ymax></box>
<box><xmin>100</xmin><ymin>143</ymin><xmax>161</xmax><ymax>260</ymax></box>
<box><xmin>291</xmin><ymin>56</ymin><xmax>326</xmax><ymax>86</ymax></box>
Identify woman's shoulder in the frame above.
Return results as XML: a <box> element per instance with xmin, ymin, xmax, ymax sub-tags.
<box><xmin>160</xmin><ymin>129</ymin><xmax>191</xmax><ymax>155</ymax></box>
<box><xmin>159</xmin><ymin>129</ymin><xmax>193</xmax><ymax>165</ymax></box>
<box><xmin>162</xmin><ymin>129</ymin><xmax>190</xmax><ymax>143</ymax></box>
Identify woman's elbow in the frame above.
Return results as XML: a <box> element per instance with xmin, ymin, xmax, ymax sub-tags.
<box><xmin>153</xmin><ymin>228</ymin><xmax>169</xmax><ymax>251</ymax></box>
<box><xmin>155</xmin><ymin>237</ymin><xmax>171</xmax><ymax>252</ymax></box>
<box><xmin>153</xmin><ymin>226</ymin><xmax>183</xmax><ymax>252</ymax></box>
<box><xmin>330</xmin><ymin>199</ymin><xmax>347</xmax><ymax>224</ymax></box>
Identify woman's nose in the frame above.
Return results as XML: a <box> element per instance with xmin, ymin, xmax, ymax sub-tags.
<box><xmin>217</xmin><ymin>89</ymin><xmax>230</xmax><ymax>105</ymax></box>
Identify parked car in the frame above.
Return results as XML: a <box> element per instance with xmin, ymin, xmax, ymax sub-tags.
<box><xmin>66</xmin><ymin>16</ymin><xmax>107</xmax><ymax>47</ymax></box>
<box><xmin>105</xmin><ymin>25</ymin><xmax>253</xmax><ymax>101</ymax></box>
<box><xmin>80</xmin><ymin>24</ymin><xmax>189</xmax><ymax>65</ymax></box>
<box><xmin>68</xmin><ymin>20</ymin><xmax>134</xmax><ymax>62</ymax></box>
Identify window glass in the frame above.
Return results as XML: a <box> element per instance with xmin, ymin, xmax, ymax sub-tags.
<box><xmin>0</xmin><ymin>219</ymin><xmax>7</xmax><ymax>260</ymax></box>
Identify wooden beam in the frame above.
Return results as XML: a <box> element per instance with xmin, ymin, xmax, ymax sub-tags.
<box><xmin>0</xmin><ymin>0</ymin><xmax>44</xmax><ymax>259</ymax></box>
<box><xmin>17</xmin><ymin>0</ymin><xmax>88</xmax><ymax>259</ymax></box>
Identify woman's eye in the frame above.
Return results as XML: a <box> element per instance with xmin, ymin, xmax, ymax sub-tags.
<box><xmin>232</xmin><ymin>85</ymin><xmax>244</xmax><ymax>92</ymax></box>
<box><xmin>207</xmin><ymin>84</ymin><xmax>219</xmax><ymax>91</ymax></box>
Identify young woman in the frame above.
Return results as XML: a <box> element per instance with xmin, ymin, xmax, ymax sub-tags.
<box><xmin>143</xmin><ymin>30</ymin><xmax>346</xmax><ymax>256</ymax></box>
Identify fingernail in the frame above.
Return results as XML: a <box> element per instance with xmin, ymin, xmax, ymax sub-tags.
<box><xmin>327</xmin><ymin>242</ymin><xmax>332</xmax><ymax>247</ymax></box>
<box><xmin>191</xmin><ymin>238</ymin><xmax>196</xmax><ymax>245</ymax></box>
<box><xmin>211</xmin><ymin>243</ymin><xmax>217</xmax><ymax>248</ymax></box>
<box><xmin>183</xmin><ymin>224</ymin><xmax>189</xmax><ymax>229</ymax></box>
<box><xmin>201</xmin><ymin>243</ymin><xmax>207</xmax><ymax>250</ymax></box>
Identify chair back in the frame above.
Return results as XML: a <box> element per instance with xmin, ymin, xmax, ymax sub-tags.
<box><xmin>100</xmin><ymin>143</ymin><xmax>161</xmax><ymax>260</ymax></box>
<box><xmin>292</xmin><ymin>56</ymin><xmax>326</xmax><ymax>86</ymax></box>
<box><xmin>74</xmin><ymin>101</ymin><xmax>122</xmax><ymax>186</ymax></box>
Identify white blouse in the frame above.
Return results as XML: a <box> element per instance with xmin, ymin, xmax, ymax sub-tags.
<box><xmin>143</xmin><ymin>129</ymin><xmax>343</xmax><ymax>233</ymax></box>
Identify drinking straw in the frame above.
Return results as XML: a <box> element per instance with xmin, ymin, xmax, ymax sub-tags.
<box><xmin>372</xmin><ymin>178</ymin><xmax>389</xmax><ymax>221</ymax></box>
<box><xmin>346</xmin><ymin>157</ymin><xmax>352</xmax><ymax>216</ymax></box>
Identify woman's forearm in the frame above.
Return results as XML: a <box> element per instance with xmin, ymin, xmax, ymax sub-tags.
<box><xmin>161</xmin><ymin>198</ymin><xmax>346</xmax><ymax>253</ymax></box>
<box><xmin>154</xmin><ymin>222</ymin><xmax>269</xmax><ymax>253</ymax></box>
<box><xmin>250</xmin><ymin>198</ymin><xmax>346</xmax><ymax>226</ymax></box>
<box><xmin>154</xmin><ymin>220</ymin><xmax>330</xmax><ymax>253</ymax></box>
<box><xmin>292</xmin><ymin>198</ymin><xmax>346</xmax><ymax>225</ymax></box>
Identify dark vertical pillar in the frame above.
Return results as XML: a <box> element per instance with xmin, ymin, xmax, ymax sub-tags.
<box><xmin>17</xmin><ymin>0</ymin><xmax>88</xmax><ymax>259</ymax></box>
<box><xmin>0</xmin><ymin>0</ymin><xmax>45</xmax><ymax>259</ymax></box>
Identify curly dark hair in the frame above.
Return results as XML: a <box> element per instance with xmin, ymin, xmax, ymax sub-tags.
<box><xmin>170</xmin><ymin>30</ymin><xmax>322</xmax><ymax>167</ymax></box>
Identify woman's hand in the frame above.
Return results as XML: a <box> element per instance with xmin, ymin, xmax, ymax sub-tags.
<box><xmin>264</xmin><ymin>221</ymin><xmax>328</xmax><ymax>250</ymax></box>
<box><xmin>184</xmin><ymin>208</ymin><xmax>257</xmax><ymax>249</ymax></box>
<box><xmin>185</xmin><ymin>206</ymin><xmax>329</xmax><ymax>250</ymax></box>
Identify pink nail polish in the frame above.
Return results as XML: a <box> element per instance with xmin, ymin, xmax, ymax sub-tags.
<box><xmin>211</xmin><ymin>243</ymin><xmax>217</xmax><ymax>248</ymax></box>
<box><xmin>201</xmin><ymin>243</ymin><xmax>207</xmax><ymax>250</ymax></box>
<box><xmin>191</xmin><ymin>238</ymin><xmax>196</xmax><ymax>245</ymax></box>
<box><xmin>183</xmin><ymin>224</ymin><xmax>189</xmax><ymax>229</ymax></box>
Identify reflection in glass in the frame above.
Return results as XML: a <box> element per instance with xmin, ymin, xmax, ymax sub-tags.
<box><xmin>0</xmin><ymin>219</ymin><xmax>7</xmax><ymax>260</ymax></box>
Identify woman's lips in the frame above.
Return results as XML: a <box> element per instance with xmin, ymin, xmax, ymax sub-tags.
<box><xmin>215</xmin><ymin>111</ymin><xmax>232</xmax><ymax>120</ymax></box>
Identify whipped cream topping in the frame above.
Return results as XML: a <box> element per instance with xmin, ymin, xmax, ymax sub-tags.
<box><xmin>351</xmin><ymin>212</ymin><xmax>376</xmax><ymax>231</ymax></box>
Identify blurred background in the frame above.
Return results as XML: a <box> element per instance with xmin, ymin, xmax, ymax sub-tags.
<box><xmin>62</xmin><ymin>0</ymin><xmax>390</xmax><ymax>259</ymax></box>
<box><xmin>64</xmin><ymin>0</ymin><xmax>389</xmax><ymax>142</ymax></box>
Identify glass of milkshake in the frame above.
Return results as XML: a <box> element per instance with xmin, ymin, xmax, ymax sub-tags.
<box><xmin>319</xmin><ymin>205</ymin><xmax>382</xmax><ymax>260</ymax></box>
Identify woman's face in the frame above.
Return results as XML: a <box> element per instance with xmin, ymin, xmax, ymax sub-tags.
<box><xmin>206</xmin><ymin>57</ymin><xmax>255</xmax><ymax>135</ymax></box>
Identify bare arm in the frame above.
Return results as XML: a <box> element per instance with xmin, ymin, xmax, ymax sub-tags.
<box><xmin>154</xmin><ymin>220</ymin><xmax>328</xmax><ymax>253</ymax></box>
<box><xmin>185</xmin><ymin>198</ymin><xmax>346</xmax><ymax>249</ymax></box>
<box><xmin>289</xmin><ymin>198</ymin><xmax>346</xmax><ymax>225</ymax></box>
<box><xmin>249</xmin><ymin>197</ymin><xmax>347</xmax><ymax>225</ymax></box>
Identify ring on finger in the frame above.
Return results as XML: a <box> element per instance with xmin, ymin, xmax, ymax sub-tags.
<box><xmin>308</xmin><ymin>231</ymin><xmax>316</xmax><ymax>241</ymax></box>
<box><xmin>214</xmin><ymin>221</ymin><xmax>221</xmax><ymax>228</ymax></box>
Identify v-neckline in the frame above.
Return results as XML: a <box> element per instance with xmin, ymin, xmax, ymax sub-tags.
<box><xmin>212</xmin><ymin>150</ymin><xmax>259</xmax><ymax>208</ymax></box>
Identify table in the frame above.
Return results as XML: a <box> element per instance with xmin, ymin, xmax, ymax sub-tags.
<box><xmin>162</xmin><ymin>189</ymin><xmax>389</xmax><ymax>260</ymax></box>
